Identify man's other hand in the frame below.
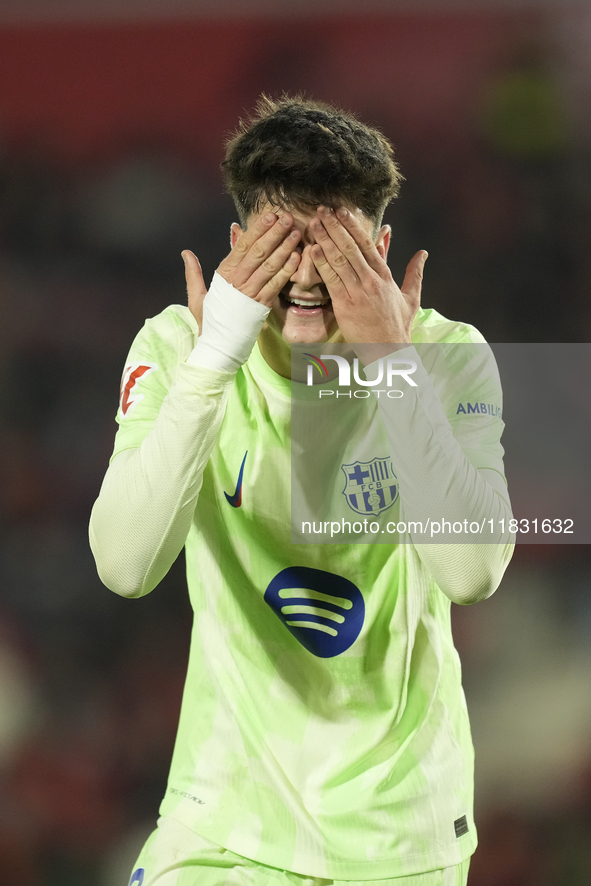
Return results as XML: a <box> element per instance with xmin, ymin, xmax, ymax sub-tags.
<box><xmin>309</xmin><ymin>206</ymin><xmax>427</xmax><ymax>352</ymax></box>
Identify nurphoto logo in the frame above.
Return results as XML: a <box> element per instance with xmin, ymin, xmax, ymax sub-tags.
<box><xmin>303</xmin><ymin>353</ymin><xmax>418</xmax><ymax>398</ymax></box>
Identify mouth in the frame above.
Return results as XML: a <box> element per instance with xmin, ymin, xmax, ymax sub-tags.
<box><xmin>279</xmin><ymin>291</ymin><xmax>333</xmax><ymax>316</ymax></box>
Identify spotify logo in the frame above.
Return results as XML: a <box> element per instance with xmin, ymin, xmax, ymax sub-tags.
<box><xmin>264</xmin><ymin>566</ymin><xmax>365</xmax><ymax>658</ymax></box>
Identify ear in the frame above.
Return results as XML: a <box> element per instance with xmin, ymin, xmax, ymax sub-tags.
<box><xmin>375</xmin><ymin>224</ymin><xmax>391</xmax><ymax>260</ymax></box>
<box><xmin>230</xmin><ymin>222</ymin><xmax>243</xmax><ymax>249</ymax></box>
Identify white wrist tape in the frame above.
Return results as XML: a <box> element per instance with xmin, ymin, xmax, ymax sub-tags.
<box><xmin>187</xmin><ymin>272</ymin><xmax>271</xmax><ymax>373</ymax></box>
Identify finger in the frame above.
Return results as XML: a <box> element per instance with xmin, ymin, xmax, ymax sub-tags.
<box><xmin>233</xmin><ymin>214</ymin><xmax>297</xmax><ymax>286</ymax></box>
<box><xmin>220</xmin><ymin>214</ymin><xmax>297</xmax><ymax>286</ymax></box>
<box><xmin>329</xmin><ymin>206</ymin><xmax>387</xmax><ymax>276</ymax></box>
<box><xmin>240</xmin><ymin>227</ymin><xmax>301</xmax><ymax>297</ymax></box>
<box><xmin>220</xmin><ymin>211</ymin><xmax>278</xmax><ymax>272</ymax></box>
<box><xmin>182</xmin><ymin>250</ymin><xmax>207</xmax><ymax>333</ymax></box>
<box><xmin>309</xmin><ymin>216</ymin><xmax>360</xmax><ymax>289</ymax></box>
<box><xmin>310</xmin><ymin>244</ymin><xmax>350</xmax><ymax>302</ymax></box>
<box><xmin>400</xmin><ymin>250</ymin><xmax>428</xmax><ymax>306</ymax></box>
<box><xmin>255</xmin><ymin>250</ymin><xmax>301</xmax><ymax>307</ymax></box>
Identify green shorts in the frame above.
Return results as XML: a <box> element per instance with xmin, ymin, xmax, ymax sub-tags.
<box><xmin>129</xmin><ymin>816</ymin><xmax>470</xmax><ymax>886</ymax></box>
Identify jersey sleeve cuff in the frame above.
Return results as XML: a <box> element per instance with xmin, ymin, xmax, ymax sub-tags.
<box><xmin>187</xmin><ymin>272</ymin><xmax>271</xmax><ymax>373</ymax></box>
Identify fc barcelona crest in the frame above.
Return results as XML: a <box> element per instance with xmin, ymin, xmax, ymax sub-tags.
<box><xmin>341</xmin><ymin>457</ymin><xmax>399</xmax><ymax>516</ymax></box>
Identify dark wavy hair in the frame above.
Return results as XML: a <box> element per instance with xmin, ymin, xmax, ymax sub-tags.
<box><xmin>221</xmin><ymin>94</ymin><xmax>403</xmax><ymax>234</ymax></box>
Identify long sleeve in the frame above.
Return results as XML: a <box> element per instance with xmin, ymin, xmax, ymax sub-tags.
<box><xmin>89</xmin><ymin>277</ymin><xmax>270</xmax><ymax>599</ymax></box>
<box><xmin>89</xmin><ymin>362</ymin><xmax>235</xmax><ymax>598</ymax></box>
<box><xmin>371</xmin><ymin>342</ymin><xmax>514</xmax><ymax>605</ymax></box>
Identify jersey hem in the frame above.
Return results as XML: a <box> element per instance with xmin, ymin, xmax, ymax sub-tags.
<box><xmin>158</xmin><ymin>801</ymin><xmax>477</xmax><ymax>880</ymax></box>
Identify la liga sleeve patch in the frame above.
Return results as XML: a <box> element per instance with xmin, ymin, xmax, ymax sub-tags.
<box><xmin>119</xmin><ymin>362</ymin><xmax>158</xmax><ymax>417</ymax></box>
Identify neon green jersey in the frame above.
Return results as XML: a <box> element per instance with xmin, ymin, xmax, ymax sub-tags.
<box><xmin>110</xmin><ymin>304</ymin><xmax>508</xmax><ymax>880</ymax></box>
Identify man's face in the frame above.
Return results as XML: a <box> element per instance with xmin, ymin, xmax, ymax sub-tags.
<box><xmin>231</xmin><ymin>205</ymin><xmax>387</xmax><ymax>347</ymax></box>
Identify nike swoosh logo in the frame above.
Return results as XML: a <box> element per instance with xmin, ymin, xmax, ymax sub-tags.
<box><xmin>224</xmin><ymin>451</ymin><xmax>248</xmax><ymax>508</ymax></box>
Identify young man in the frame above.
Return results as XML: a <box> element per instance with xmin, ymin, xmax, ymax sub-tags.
<box><xmin>90</xmin><ymin>96</ymin><xmax>514</xmax><ymax>886</ymax></box>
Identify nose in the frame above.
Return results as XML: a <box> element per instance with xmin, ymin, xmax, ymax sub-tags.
<box><xmin>289</xmin><ymin>243</ymin><xmax>324</xmax><ymax>290</ymax></box>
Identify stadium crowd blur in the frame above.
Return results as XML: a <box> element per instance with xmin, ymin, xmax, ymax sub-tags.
<box><xmin>1</xmin><ymin>8</ymin><xmax>591</xmax><ymax>885</ymax></box>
